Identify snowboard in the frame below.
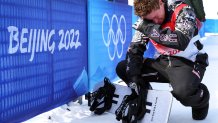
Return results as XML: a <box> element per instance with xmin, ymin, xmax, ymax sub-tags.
<box><xmin>91</xmin><ymin>80</ymin><xmax>173</xmax><ymax>123</ymax></box>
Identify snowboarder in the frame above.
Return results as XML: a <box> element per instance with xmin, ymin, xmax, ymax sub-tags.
<box><xmin>116</xmin><ymin>0</ymin><xmax>210</xmax><ymax>122</ymax></box>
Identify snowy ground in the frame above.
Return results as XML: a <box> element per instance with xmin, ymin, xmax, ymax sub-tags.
<box><xmin>23</xmin><ymin>35</ymin><xmax>218</xmax><ymax>123</ymax></box>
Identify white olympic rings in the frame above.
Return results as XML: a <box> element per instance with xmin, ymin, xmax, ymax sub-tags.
<box><xmin>102</xmin><ymin>13</ymin><xmax>126</xmax><ymax>61</ymax></box>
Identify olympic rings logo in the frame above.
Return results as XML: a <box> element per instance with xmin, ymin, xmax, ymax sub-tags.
<box><xmin>102</xmin><ymin>13</ymin><xmax>126</xmax><ymax>61</ymax></box>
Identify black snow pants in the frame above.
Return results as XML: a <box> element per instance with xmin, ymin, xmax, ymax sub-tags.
<box><xmin>116</xmin><ymin>54</ymin><xmax>210</xmax><ymax>108</ymax></box>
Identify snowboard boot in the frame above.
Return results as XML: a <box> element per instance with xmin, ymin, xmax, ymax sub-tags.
<box><xmin>192</xmin><ymin>103</ymin><xmax>209</xmax><ymax>120</ymax></box>
<box><xmin>192</xmin><ymin>83</ymin><xmax>210</xmax><ymax>120</ymax></box>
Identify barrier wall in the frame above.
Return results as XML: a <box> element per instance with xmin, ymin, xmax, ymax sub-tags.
<box><xmin>115</xmin><ymin>0</ymin><xmax>128</xmax><ymax>4</ymax></box>
<box><xmin>1</xmin><ymin>0</ymin><xmax>216</xmax><ymax>122</ymax></box>
<box><xmin>88</xmin><ymin>0</ymin><xmax>132</xmax><ymax>90</ymax></box>
<box><xmin>203</xmin><ymin>19</ymin><xmax>218</xmax><ymax>34</ymax></box>
<box><xmin>0</xmin><ymin>0</ymin><xmax>88</xmax><ymax>122</ymax></box>
<box><xmin>50</xmin><ymin>0</ymin><xmax>88</xmax><ymax>107</ymax></box>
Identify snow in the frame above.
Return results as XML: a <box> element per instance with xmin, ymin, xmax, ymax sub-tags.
<box><xmin>22</xmin><ymin>35</ymin><xmax>218</xmax><ymax>123</ymax></box>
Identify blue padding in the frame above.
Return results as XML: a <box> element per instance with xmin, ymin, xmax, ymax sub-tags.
<box><xmin>144</xmin><ymin>42</ymin><xmax>155</xmax><ymax>58</ymax></box>
<box><xmin>115</xmin><ymin>0</ymin><xmax>128</xmax><ymax>4</ymax></box>
<box><xmin>199</xmin><ymin>22</ymin><xmax>205</xmax><ymax>37</ymax></box>
<box><xmin>0</xmin><ymin>1</ymin><xmax>52</xmax><ymax>122</ymax></box>
<box><xmin>132</xmin><ymin>8</ymin><xmax>138</xmax><ymax>36</ymax></box>
<box><xmin>0</xmin><ymin>0</ymin><xmax>88</xmax><ymax>122</ymax></box>
<box><xmin>204</xmin><ymin>19</ymin><xmax>218</xmax><ymax>33</ymax></box>
<box><xmin>51</xmin><ymin>0</ymin><xmax>88</xmax><ymax>103</ymax></box>
<box><xmin>88</xmin><ymin>0</ymin><xmax>132</xmax><ymax>90</ymax></box>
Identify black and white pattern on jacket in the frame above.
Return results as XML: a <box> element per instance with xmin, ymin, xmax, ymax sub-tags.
<box><xmin>175</xmin><ymin>5</ymin><xmax>197</xmax><ymax>40</ymax></box>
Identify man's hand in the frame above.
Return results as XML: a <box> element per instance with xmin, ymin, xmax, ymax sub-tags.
<box><xmin>132</xmin><ymin>18</ymin><xmax>144</xmax><ymax>31</ymax></box>
<box><xmin>128</xmin><ymin>76</ymin><xmax>141</xmax><ymax>95</ymax></box>
<box><xmin>128</xmin><ymin>76</ymin><xmax>151</xmax><ymax>95</ymax></box>
<box><xmin>125</xmin><ymin>76</ymin><xmax>149</xmax><ymax>122</ymax></box>
<box><xmin>131</xmin><ymin>31</ymin><xmax>149</xmax><ymax>44</ymax></box>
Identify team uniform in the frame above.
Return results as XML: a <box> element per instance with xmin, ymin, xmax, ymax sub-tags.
<box><xmin>116</xmin><ymin>0</ymin><xmax>210</xmax><ymax>119</ymax></box>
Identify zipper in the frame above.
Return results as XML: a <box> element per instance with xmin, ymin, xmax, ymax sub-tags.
<box><xmin>167</xmin><ymin>56</ymin><xmax>172</xmax><ymax>67</ymax></box>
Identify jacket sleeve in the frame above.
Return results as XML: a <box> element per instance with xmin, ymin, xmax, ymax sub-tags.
<box><xmin>126</xmin><ymin>31</ymin><xmax>149</xmax><ymax>78</ymax></box>
<box><xmin>140</xmin><ymin>5</ymin><xmax>198</xmax><ymax>51</ymax></box>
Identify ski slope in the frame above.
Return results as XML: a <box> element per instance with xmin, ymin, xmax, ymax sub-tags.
<box><xmin>23</xmin><ymin>35</ymin><xmax>218</xmax><ymax>123</ymax></box>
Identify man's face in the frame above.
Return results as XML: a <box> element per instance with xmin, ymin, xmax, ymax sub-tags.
<box><xmin>141</xmin><ymin>1</ymin><xmax>165</xmax><ymax>24</ymax></box>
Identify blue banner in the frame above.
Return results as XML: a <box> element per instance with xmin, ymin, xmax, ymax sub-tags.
<box><xmin>50</xmin><ymin>0</ymin><xmax>88</xmax><ymax>105</ymax></box>
<box><xmin>115</xmin><ymin>0</ymin><xmax>128</xmax><ymax>4</ymax></box>
<box><xmin>88</xmin><ymin>0</ymin><xmax>132</xmax><ymax>90</ymax></box>
<box><xmin>0</xmin><ymin>0</ymin><xmax>87</xmax><ymax>122</ymax></box>
<box><xmin>204</xmin><ymin>19</ymin><xmax>218</xmax><ymax>34</ymax></box>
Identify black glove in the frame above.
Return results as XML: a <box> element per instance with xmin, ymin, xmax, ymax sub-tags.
<box><xmin>128</xmin><ymin>76</ymin><xmax>151</xmax><ymax>95</ymax></box>
<box><xmin>125</xmin><ymin>90</ymin><xmax>148</xmax><ymax>122</ymax></box>
<box><xmin>132</xmin><ymin>18</ymin><xmax>154</xmax><ymax>35</ymax></box>
<box><xmin>115</xmin><ymin>75</ymin><xmax>151</xmax><ymax>123</ymax></box>
<box><xmin>115</xmin><ymin>89</ymin><xmax>148</xmax><ymax>123</ymax></box>
<box><xmin>123</xmin><ymin>76</ymin><xmax>149</xmax><ymax>122</ymax></box>
<box><xmin>131</xmin><ymin>31</ymin><xmax>149</xmax><ymax>44</ymax></box>
<box><xmin>128</xmin><ymin>82</ymin><xmax>140</xmax><ymax>95</ymax></box>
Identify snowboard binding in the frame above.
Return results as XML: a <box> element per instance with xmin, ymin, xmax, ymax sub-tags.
<box><xmin>89</xmin><ymin>77</ymin><xmax>116</xmax><ymax>115</ymax></box>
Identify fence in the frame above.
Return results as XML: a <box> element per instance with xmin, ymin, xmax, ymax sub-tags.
<box><xmin>0</xmin><ymin>0</ymin><xmax>132</xmax><ymax>122</ymax></box>
<box><xmin>1</xmin><ymin>0</ymin><xmax>217</xmax><ymax>122</ymax></box>
<box><xmin>0</xmin><ymin>0</ymin><xmax>88</xmax><ymax>122</ymax></box>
